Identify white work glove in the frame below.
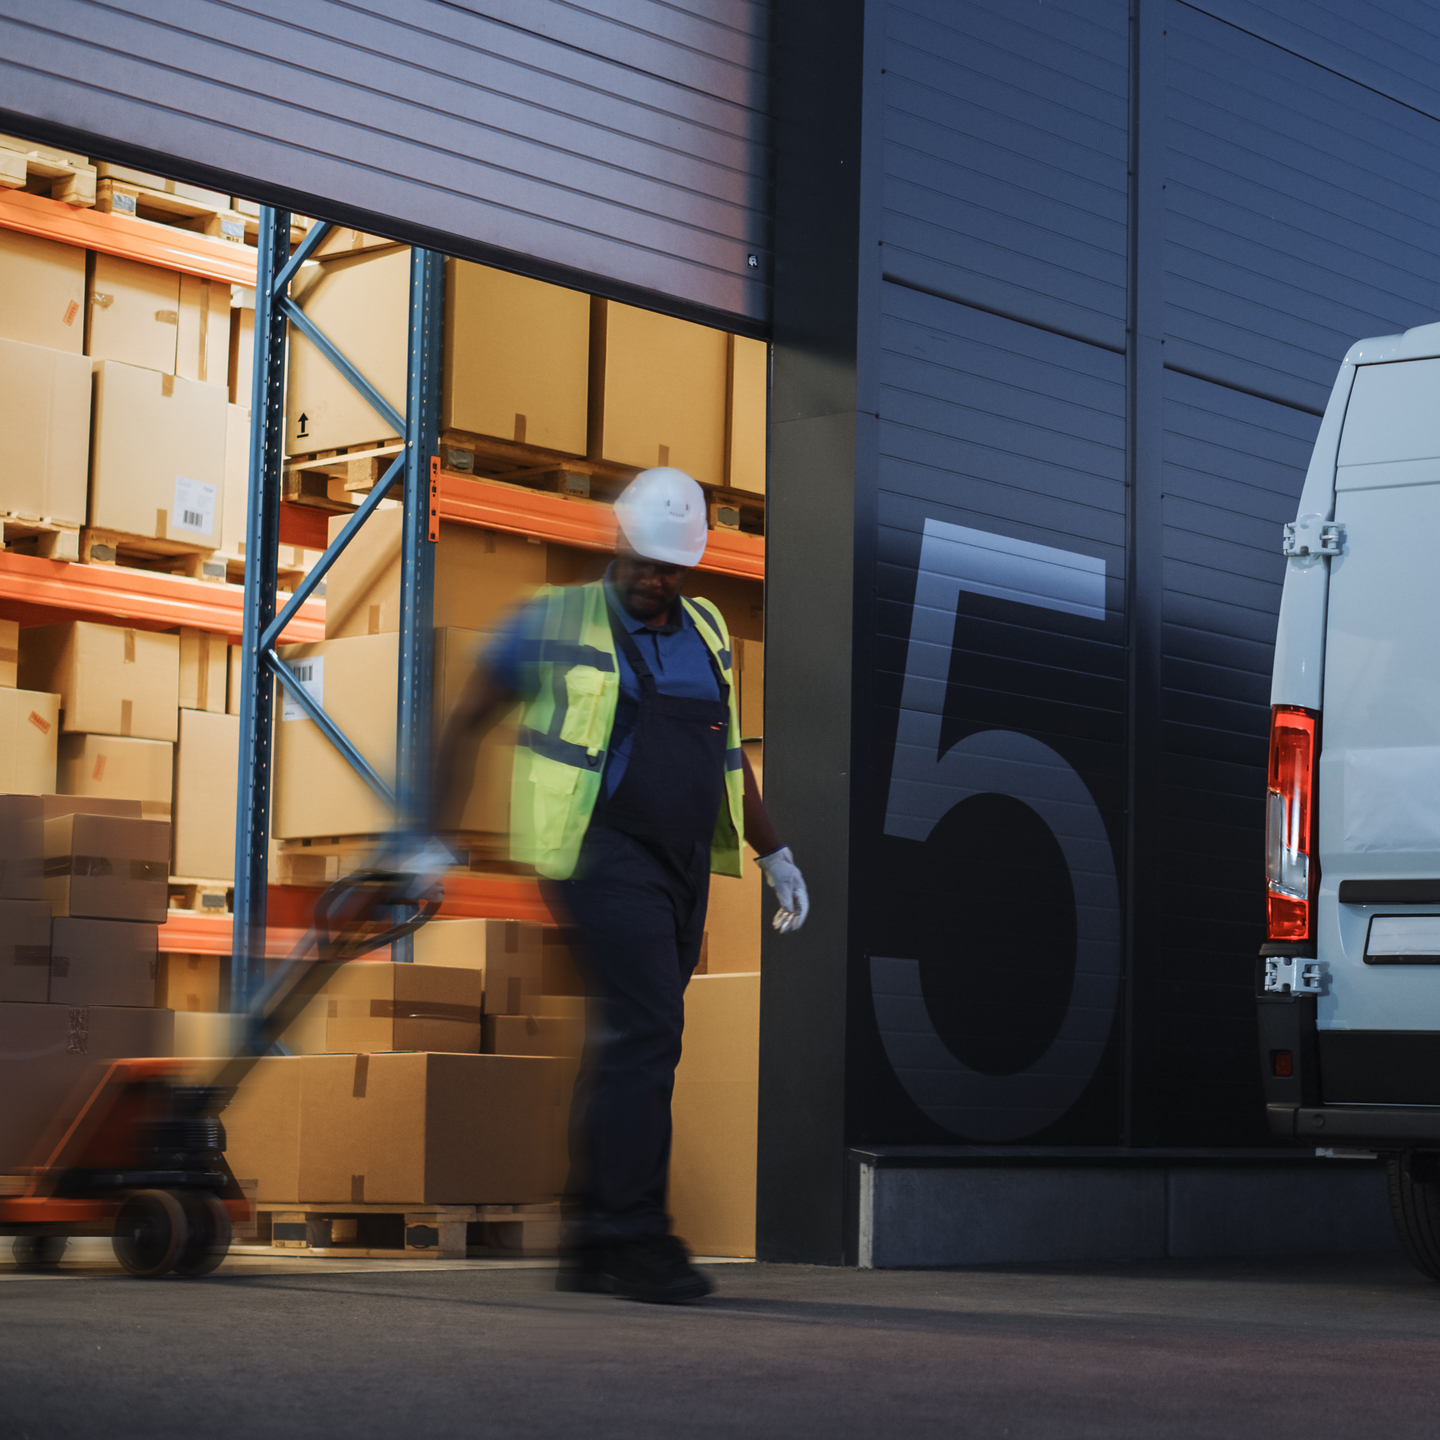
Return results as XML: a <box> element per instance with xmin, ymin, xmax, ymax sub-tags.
<box><xmin>389</xmin><ymin>835</ymin><xmax>455</xmax><ymax>901</ymax></box>
<box><xmin>755</xmin><ymin>846</ymin><xmax>809</xmax><ymax>934</ymax></box>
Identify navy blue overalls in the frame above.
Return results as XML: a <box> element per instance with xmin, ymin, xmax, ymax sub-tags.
<box><xmin>548</xmin><ymin>599</ymin><xmax>731</xmax><ymax>1245</ymax></box>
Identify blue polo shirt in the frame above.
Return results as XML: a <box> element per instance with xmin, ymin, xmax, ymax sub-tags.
<box><xmin>484</xmin><ymin>569</ymin><xmax>720</xmax><ymax>796</ymax></box>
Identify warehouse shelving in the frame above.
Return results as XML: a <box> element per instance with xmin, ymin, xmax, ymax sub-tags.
<box><xmin>160</xmin><ymin>874</ymin><xmax>558</xmax><ymax>956</ymax></box>
<box><xmin>437</xmin><ymin>470</ymin><xmax>765</xmax><ymax>581</ymax></box>
<box><xmin>0</xmin><ymin>186</ymin><xmax>256</xmax><ymax>285</ymax></box>
<box><xmin>0</xmin><ymin>551</ymin><xmax>324</xmax><ymax>640</ymax></box>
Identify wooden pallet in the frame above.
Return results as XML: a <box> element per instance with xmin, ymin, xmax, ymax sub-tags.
<box><xmin>284</xmin><ymin>442</ymin><xmax>404</xmax><ymax>512</ymax></box>
<box><xmin>276</xmin><ymin>832</ymin><xmax>521</xmax><ymax>887</ymax></box>
<box><xmin>167</xmin><ymin>878</ymin><xmax>232</xmax><ymax>915</ymax></box>
<box><xmin>246</xmin><ymin>1201</ymin><xmax>561</xmax><ymax>1260</ymax></box>
<box><xmin>0</xmin><ymin>514</ymin><xmax>81</xmax><ymax>562</ymax></box>
<box><xmin>95</xmin><ymin>178</ymin><xmax>246</xmax><ymax>243</ymax></box>
<box><xmin>0</xmin><ymin>139</ymin><xmax>95</xmax><ymax>207</ymax></box>
<box><xmin>80</xmin><ymin>528</ymin><xmax>228</xmax><ymax>583</ymax></box>
<box><xmin>231</xmin><ymin>202</ymin><xmax>312</xmax><ymax>247</ymax></box>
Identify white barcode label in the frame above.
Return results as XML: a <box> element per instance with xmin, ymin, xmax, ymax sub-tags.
<box><xmin>281</xmin><ymin>656</ymin><xmax>323</xmax><ymax>721</ymax></box>
<box><xmin>172</xmin><ymin>475</ymin><xmax>216</xmax><ymax>537</ymax></box>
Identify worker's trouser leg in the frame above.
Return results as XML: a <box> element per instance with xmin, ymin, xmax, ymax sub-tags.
<box><xmin>553</xmin><ymin>821</ymin><xmax>710</xmax><ymax>1245</ymax></box>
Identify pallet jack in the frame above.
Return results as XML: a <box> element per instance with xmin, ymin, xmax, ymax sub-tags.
<box><xmin>0</xmin><ymin>863</ymin><xmax>441</xmax><ymax>1277</ymax></box>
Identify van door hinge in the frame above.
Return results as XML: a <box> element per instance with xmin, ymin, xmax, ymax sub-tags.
<box><xmin>1283</xmin><ymin>518</ymin><xmax>1344</xmax><ymax>558</ymax></box>
<box><xmin>1264</xmin><ymin>955</ymin><xmax>1324</xmax><ymax>995</ymax></box>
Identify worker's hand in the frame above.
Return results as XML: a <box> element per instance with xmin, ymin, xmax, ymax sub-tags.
<box><xmin>756</xmin><ymin>846</ymin><xmax>809</xmax><ymax>934</ymax></box>
<box><xmin>388</xmin><ymin>834</ymin><xmax>456</xmax><ymax>901</ymax></box>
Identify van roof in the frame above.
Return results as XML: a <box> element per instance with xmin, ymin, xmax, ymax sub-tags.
<box><xmin>1346</xmin><ymin>320</ymin><xmax>1440</xmax><ymax>365</ymax></box>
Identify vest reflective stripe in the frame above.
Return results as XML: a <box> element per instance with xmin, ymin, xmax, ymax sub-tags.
<box><xmin>509</xmin><ymin>582</ymin><xmax>746</xmax><ymax>880</ymax></box>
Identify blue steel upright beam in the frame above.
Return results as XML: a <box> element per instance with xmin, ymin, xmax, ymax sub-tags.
<box><xmin>231</xmin><ymin>209</ymin><xmax>290</xmax><ymax>1008</ymax></box>
<box><xmin>392</xmin><ymin>249</ymin><xmax>444</xmax><ymax>962</ymax></box>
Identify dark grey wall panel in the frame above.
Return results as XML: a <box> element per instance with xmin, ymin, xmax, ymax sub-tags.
<box><xmin>1187</xmin><ymin>0</ymin><xmax>1440</xmax><ymax>124</ymax></box>
<box><xmin>855</xmin><ymin>282</ymin><xmax>1129</xmax><ymax>1146</ymax></box>
<box><xmin>880</xmin><ymin>0</ymin><xmax>1129</xmax><ymax>350</ymax></box>
<box><xmin>1165</xmin><ymin>1</ymin><xmax>1440</xmax><ymax>411</ymax></box>
<box><xmin>1155</xmin><ymin>368</ymin><xmax>1319</xmax><ymax>1141</ymax></box>
<box><xmin>0</xmin><ymin>0</ymin><xmax>772</xmax><ymax>324</ymax></box>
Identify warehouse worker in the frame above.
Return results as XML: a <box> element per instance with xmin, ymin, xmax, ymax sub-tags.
<box><xmin>431</xmin><ymin>467</ymin><xmax>808</xmax><ymax>1305</ymax></box>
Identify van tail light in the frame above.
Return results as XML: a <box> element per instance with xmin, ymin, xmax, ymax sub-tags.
<box><xmin>1266</xmin><ymin>705</ymin><xmax>1319</xmax><ymax>941</ymax></box>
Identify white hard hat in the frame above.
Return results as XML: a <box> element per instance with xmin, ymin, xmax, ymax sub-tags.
<box><xmin>613</xmin><ymin>467</ymin><xmax>708</xmax><ymax>567</ymax></box>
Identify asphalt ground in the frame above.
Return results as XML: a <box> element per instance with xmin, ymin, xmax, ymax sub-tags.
<box><xmin>2</xmin><ymin>1247</ymin><xmax>1438</xmax><ymax>1439</ymax></box>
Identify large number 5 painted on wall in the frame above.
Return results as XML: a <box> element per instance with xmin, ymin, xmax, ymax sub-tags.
<box><xmin>874</xmin><ymin>519</ymin><xmax>1122</xmax><ymax>1141</ymax></box>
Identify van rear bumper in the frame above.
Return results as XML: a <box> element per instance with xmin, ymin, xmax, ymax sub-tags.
<box><xmin>1269</xmin><ymin>1103</ymin><xmax>1440</xmax><ymax>1146</ymax></box>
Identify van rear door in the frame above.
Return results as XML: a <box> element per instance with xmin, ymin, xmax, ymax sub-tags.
<box><xmin>1320</xmin><ymin>356</ymin><xmax>1440</xmax><ymax>1077</ymax></box>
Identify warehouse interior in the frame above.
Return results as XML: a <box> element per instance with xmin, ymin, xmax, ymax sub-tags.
<box><xmin>0</xmin><ymin>142</ymin><xmax>771</xmax><ymax>1262</ymax></box>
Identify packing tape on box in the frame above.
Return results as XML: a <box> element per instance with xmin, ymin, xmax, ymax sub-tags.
<box><xmin>43</xmin><ymin>857</ymin><xmax>167</xmax><ymax>881</ymax></box>
<box><xmin>13</xmin><ymin>946</ymin><xmax>49</xmax><ymax>967</ymax></box>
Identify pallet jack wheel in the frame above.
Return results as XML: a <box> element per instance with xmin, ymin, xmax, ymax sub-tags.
<box><xmin>12</xmin><ymin>1236</ymin><xmax>67</xmax><ymax>1268</ymax></box>
<box><xmin>113</xmin><ymin>1190</ymin><xmax>188</xmax><ymax>1277</ymax></box>
<box><xmin>173</xmin><ymin>1192</ymin><xmax>232</xmax><ymax>1277</ymax></box>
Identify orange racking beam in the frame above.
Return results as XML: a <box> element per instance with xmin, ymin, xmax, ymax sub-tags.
<box><xmin>0</xmin><ymin>188</ymin><xmax>257</xmax><ymax>285</ymax></box>
<box><xmin>437</xmin><ymin>472</ymin><xmax>765</xmax><ymax>581</ymax></box>
<box><xmin>159</xmin><ymin>877</ymin><xmax>557</xmax><ymax>954</ymax></box>
<box><xmin>0</xmin><ymin>552</ymin><xmax>323</xmax><ymax>641</ymax></box>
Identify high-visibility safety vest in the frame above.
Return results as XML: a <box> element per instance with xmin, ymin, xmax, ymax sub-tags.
<box><xmin>508</xmin><ymin>581</ymin><xmax>746</xmax><ymax>881</ymax></box>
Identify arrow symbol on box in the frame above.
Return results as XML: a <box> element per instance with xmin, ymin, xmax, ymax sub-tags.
<box><xmin>297</xmin><ymin>413</ymin><xmax>309</xmax><ymax>437</ymax></box>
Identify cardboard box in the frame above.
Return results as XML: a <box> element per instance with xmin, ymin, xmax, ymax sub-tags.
<box><xmin>92</xmin><ymin>164</ymin><xmax>227</xmax><ymax>206</ymax></box>
<box><xmin>86</xmin><ymin>252</ymin><xmax>183</xmax><ymax>375</ymax></box>
<box><xmin>297</xmin><ymin>1051</ymin><xmax>559</xmax><ymax>1205</ymax></box>
<box><xmin>482</xmin><ymin>1011</ymin><xmax>584</xmax><ymax>1060</ymax></box>
<box><xmin>737</xmin><ymin>637</ymin><xmax>764</xmax><ymax>738</ymax></box>
<box><xmin>0</xmin><ymin>899</ymin><xmax>52</xmax><ymax>1002</ymax></box>
<box><xmin>0</xmin><ymin>1002</ymin><xmax>174</xmax><ymax>1168</ymax></box>
<box><xmin>311</xmin><ymin>227</ymin><xmax>402</xmax><ymax>260</ymax></box>
<box><xmin>442</xmin><ymin>260</ymin><xmax>589</xmax><ymax>454</ymax></box>
<box><xmin>432</xmin><ymin>628</ymin><xmax>517</xmax><ymax>839</ymax></box>
<box><xmin>590</xmin><ymin>299</ymin><xmax>728</xmax><ymax>485</ymax></box>
<box><xmin>21</xmin><ymin>621</ymin><xmax>179</xmax><ymax>740</ymax></box>
<box><xmin>221</xmin><ymin>404</ymin><xmax>250</xmax><ymax>559</ymax></box>
<box><xmin>0</xmin><ymin>618</ymin><xmax>16</xmax><ymax>687</ymax></box>
<box><xmin>0</xmin><ymin>335</ymin><xmax>91</xmax><ymax>524</ymax></box>
<box><xmin>172</xmin><ymin>709</ymin><xmax>238</xmax><ymax>878</ymax></box>
<box><xmin>177</xmin><ymin>273</ymin><xmax>231</xmax><ymax>388</ymax></box>
<box><xmin>270</xmin><ymin>632</ymin><xmax>395</xmax><ymax>838</ymax></box>
<box><xmin>323</xmin><ymin>962</ymin><xmax>484</xmax><ymax>1054</ymax></box>
<box><xmin>58</xmin><ymin>735</ymin><xmax>173</xmax><ymax>820</ymax></box>
<box><xmin>323</xmin><ymin>507</ymin><xmax>546</xmax><ymax>640</ymax></box>
<box><xmin>0</xmin><ymin>688</ymin><xmax>59</xmax><ymax>795</ymax></box>
<box><xmin>727</xmin><ymin>333</ymin><xmax>767</xmax><ymax>494</ymax></box>
<box><xmin>0</xmin><ymin>228</ymin><xmax>85</xmax><ymax>353</ymax></box>
<box><xmin>286</xmin><ymin>248</ymin><xmax>409</xmax><ymax>454</ymax></box>
<box><xmin>178</xmin><ymin>627</ymin><xmax>227</xmax><ymax>713</ymax></box>
<box><xmin>43</xmin><ymin>812</ymin><xmax>169</xmax><ymax>920</ymax></box>
<box><xmin>542</xmin><ymin>926</ymin><xmax>585</xmax><ymax>996</ymax></box>
<box><xmin>210</xmin><ymin>1054</ymin><xmax>303</xmax><ymax>1202</ymax></box>
<box><xmin>49</xmin><ymin>917</ymin><xmax>158</xmax><ymax>1007</ymax></box>
<box><xmin>229</xmin><ymin>305</ymin><xmax>254</xmax><ymax>409</ymax></box>
<box><xmin>155</xmin><ymin>953</ymin><xmax>222</xmax><ymax>1012</ymax></box>
<box><xmin>227</xmin><ymin>644</ymin><xmax>241</xmax><ymax>716</ymax></box>
<box><xmin>272</xmin><ymin>629</ymin><xmax>515</xmax><ymax>840</ymax></box>
<box><xmin>410</xmin><ymin>917</ymin><xmax>543</xmax><ymax>1015</ymax></box>
<box><xmin>668</xmin><ymin>972</ymin><xmax>759</xmax><ymax>1257</ymax></box>
<box><xmin>0</xmin><ymin>794</ymin><xmax>142</xmax><ymax>901</ymax></box>
<box><xmin>89</xmin><ymin>360</ymin><xmax>227</xmax><ymax>549</ymax></box>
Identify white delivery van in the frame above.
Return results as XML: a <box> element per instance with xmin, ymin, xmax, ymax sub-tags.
<box><xmin>1263</xmin><ymin>319</ymin><xmax>1440</xmax><ymax>1276</ymax></box>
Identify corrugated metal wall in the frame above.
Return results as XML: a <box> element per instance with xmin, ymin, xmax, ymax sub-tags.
<box><xmin>0</xmin><ymin>0</ymin><xmax>773</xmax><ymax>325</ymax></box>
<box><xmin>856</xmin><ymin>0</ymin><xmax>1440</xmax><ymax>1149</ymax></box>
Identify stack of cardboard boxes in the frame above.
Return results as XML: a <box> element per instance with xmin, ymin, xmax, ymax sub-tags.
<box><xmin>0</xmin><ymin>794</ymin><xmax>175</xmax><ymax>1169</ymax></box>
<box><xmin>0</xmin><ymin>220</ymin><xmax>248</xmax><ymax>569</ymax></box>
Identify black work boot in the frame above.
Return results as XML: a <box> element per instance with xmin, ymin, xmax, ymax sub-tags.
<box><xmin>554</xmin><ymin>1244</ymin><xmax>605</xmax><ymax>1293</ymax></box>
<box><xmin>597</xmin><ymin>1234</ymin><xmax>712</xmax><ymax>1304</ymax></box>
